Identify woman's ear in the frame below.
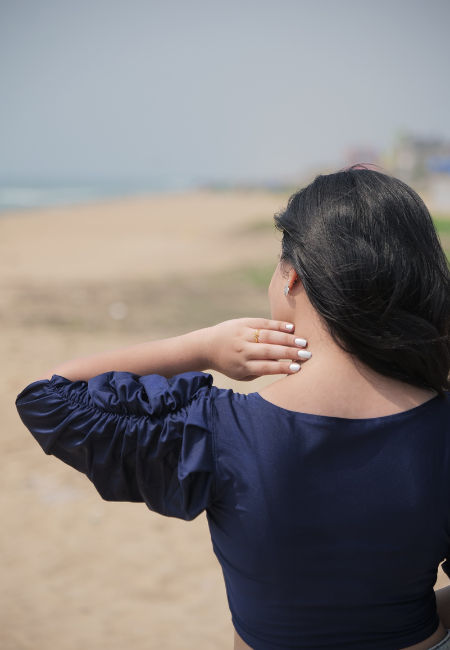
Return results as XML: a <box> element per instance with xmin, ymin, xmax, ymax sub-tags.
<box><xmin>288</xmin><ymin>268</ymin><xmax>300</xmax><ymax>291</ymax></box>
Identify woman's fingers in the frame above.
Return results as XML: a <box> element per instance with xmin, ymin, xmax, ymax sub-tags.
<box><xmin>244</xmin><ymin>318</ymin><xmax>295</xmax><ymax>333</ymax></box>
<box><xmin>245</xmin><ymin>360</ymin><xmax>303</xmax><ymax>376</ymax></box>
<box><xmin>247</xmin><ymin>329</ymin><xmax>307</xmax><ymax>348</ymax></box>
<box><xmin>247</xmin><ymin>343</ymin><xmax>312</xmax><ymax>362</ymax></box>
<box><xmin>242</xmin><ymin>324</ymin><xmax>311</xmax><ymax>363</ymax></box>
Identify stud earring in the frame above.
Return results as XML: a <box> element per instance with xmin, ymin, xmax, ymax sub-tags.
<box><xmin>284</xmin><ymin>283</ymin><xmax>290</xmax><ymax>297</ymax></box>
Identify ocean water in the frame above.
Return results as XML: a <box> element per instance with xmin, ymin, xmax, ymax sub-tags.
<box><xmin>0</xmin><ymin>178</ymin><xmax>196</xmax><ymax>212</ymax></box>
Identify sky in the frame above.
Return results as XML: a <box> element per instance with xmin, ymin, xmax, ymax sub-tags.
<box><xmin>0</xmin><ymin>0</ymin><xmax>449</xmax><ymax>185</ymax></box>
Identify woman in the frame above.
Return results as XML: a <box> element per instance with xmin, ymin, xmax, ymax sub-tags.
<box><xmin>16</xmin><ymin>168</ymin><xmax>450</xmax><ymax>650</ymax></box>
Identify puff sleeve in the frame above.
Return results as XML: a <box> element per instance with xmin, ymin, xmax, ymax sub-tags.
<box><xmin>15</xmin><ymin>371</ymin><xmax>216</xmax><ymax>520</ymax></box>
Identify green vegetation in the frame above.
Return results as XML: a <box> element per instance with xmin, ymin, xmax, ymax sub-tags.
<box><xmin>431</xmin><ymin>217</ymin><xmax>450</xmax><ymax>260</ymax></box>
<box><xmin>238</xmin><ymin>265</ymin><xmax>275</xmax><ymax>288</ymax></box>
<box><xmin>244</xmin><ymin>217</ymin><xmax>276</xmax><ymax>232</ymax></box>
<box><xmin>432</xmin><ymin>217</ymin><xmax>450</xmax><ymax>234</ymax></box>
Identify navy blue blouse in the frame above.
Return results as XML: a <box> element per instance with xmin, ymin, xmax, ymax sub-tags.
<box><xmin>16</xmin><ymin>371</ymin><xmax>450</xmax><ymax>650</ymax></box>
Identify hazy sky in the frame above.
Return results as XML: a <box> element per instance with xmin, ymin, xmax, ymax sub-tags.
<box><xmin>1</xmin><ymin>0</ymin><xmax>449</xmax><ymax>184</ymax></box>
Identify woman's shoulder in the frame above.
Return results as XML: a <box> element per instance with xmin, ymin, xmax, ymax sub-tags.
<box><xmin>211</xmin><ymin>382</ymin><xmax>450</xmax><ymax>437</ymax></box>
<box><xmin>209</xmin><ymin>383</ymin><xmax>265</xmax><ymax>415</ymax></box>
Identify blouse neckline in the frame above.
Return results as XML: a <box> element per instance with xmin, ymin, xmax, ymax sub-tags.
<box><xmin>251</xmin><ymin>391</ymin><xmax>442</xmax><ymax>424</ymax></box>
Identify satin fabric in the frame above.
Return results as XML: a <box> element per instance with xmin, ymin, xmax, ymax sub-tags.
<box><xmin>16</xmin><ymin>372</ymin><xmax>215</xmax><ymax>519</ymax></box>
<box><xmin>16</xmin><ymin>372</ymin><xmax>450</xmax><ymax>650</ymax></box>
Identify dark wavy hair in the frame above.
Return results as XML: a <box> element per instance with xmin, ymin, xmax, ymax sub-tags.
<box><xmin>275</xmin><ymin>167</ymin><xmax>450</xmax><ymax>396</ymax></box>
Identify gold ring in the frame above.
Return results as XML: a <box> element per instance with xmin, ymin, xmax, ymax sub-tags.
<box><xmin>253</xmin><ymin>329</ymin><xmax>260</xmax><ymax>343</ymax></box>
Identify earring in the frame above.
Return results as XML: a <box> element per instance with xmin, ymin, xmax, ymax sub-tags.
<box><xmin>284</xmin><ymin>283</ymin><xmax>290</xmax><ymax>296</ymax></box>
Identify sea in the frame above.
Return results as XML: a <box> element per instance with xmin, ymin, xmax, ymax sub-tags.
<box><xmin>0</xmin><ymin>178</ymin><xmax>197</xmax><ymax>212</ymax></box>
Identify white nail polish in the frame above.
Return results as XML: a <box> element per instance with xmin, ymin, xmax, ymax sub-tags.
<box><xmin>289</xmin><ymin>363</ymin><xmax>300</xmax><ymax>372</ymax></box>
<box><xmin>295</xmin><ymin>338</ymin><xmax>307</xmax><ymax>347</ymax></box>
<box><xmin>298</xmin><ymin>350</ymin><xmax>312</xmax><ymax>359</ymax></box>
<box><xmin>285</xmin><ymin>324</ymin><xmax>294</xmax><ymax>330</ymax></box>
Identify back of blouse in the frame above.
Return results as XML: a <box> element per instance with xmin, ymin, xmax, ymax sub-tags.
<box><xmin>210</xmin><ymin>387</ymin><xmax>450</xmax><ymax>650</ymax></box>
<box><xmin>16</xmin><ymin>371</ymin><xmax>450</xmax><ymax>650</ymax></box>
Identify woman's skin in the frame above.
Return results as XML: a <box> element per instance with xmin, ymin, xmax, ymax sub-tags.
<box><xmin>34</xmin><ymin>260</ymin><xmax>450</xmax><ymax>650</ymax></box>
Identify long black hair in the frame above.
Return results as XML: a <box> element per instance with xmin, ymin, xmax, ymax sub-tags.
<box><xmin>275</xmin><ymin>167</ymin><xmax>450</xmax><ymax>396</ymax></box>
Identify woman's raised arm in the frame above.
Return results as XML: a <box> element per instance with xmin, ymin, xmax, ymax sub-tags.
<box><xmin>36</xmin><ymin>318</ymin><xmax>310</xmax><ymax>383</ymax></box>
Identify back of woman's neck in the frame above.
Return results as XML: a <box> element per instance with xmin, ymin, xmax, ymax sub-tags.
<box><xmin>260</xmin><ymin>326</ymin><xmax>436</xmax><ymax>419</ymax></box>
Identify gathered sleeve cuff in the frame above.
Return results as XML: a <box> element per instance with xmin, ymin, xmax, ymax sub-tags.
<box><xmin>16</xmin><ymin>371</ymin><xmax>216</xmax><ymax>521</ymax></box>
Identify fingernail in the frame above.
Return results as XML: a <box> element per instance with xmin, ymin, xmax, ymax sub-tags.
<box><xmin>289</xmin><ymin>363</ymin><xmax>300</xmax><ymax>372</ymax></box>
<box><xmin>298</xmin><ymin>350</ymin><xmax>312</xmax><ymax>359</ymax></box>
<box><xmin>295</xmin><ymin>338</ymin><xmax>307</xmax><ymax>347</ymax></box>
<box><xmin>285</xmin><ymin>324</ymin><xmax>294</xmax><ymax>330</ymax></box>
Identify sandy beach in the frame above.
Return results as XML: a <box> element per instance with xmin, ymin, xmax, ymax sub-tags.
<box><xmin>1</xmin><ymin>190</ymin><xmax>448</xmax><ymax>650</ymax></box>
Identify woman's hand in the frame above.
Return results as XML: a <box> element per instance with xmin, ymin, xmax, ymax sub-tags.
<box><xmin>204</xmin><ymin>318</ymin><xmax>311</xmax><ymax>381</ymax></box>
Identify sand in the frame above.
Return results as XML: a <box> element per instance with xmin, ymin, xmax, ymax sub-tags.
<box><xmin>1</xmin><ymin>191</ymin><xmax>448</xmax><ymax>650</ymax></box>
<box><xmin>0</xmin><ymin>190</ymin><xmax>285</xmax><ymax>285</ymax></box>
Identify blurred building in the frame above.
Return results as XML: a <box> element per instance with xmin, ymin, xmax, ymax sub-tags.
<box><xmin>389</xmin><ymin>134</ymin><xmax>450</xmax><ymax>213</ymax></box>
